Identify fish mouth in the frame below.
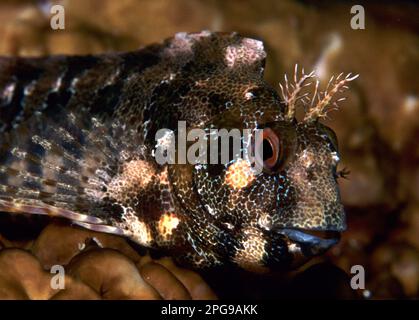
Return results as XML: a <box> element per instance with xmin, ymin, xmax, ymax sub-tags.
<box><xmin>277</xmin><ymin>228</ymin><xmax>341</xmax><ymax>256</ymax></box>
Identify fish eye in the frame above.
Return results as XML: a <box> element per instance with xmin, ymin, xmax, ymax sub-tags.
<box><xmin>320</xmin><ymin>125</ymin><xmax>339</xmax><ymax>153</ymax></box>
<box><xmin>257</xmin><ymin>127</ymin><xmax>284</xmax><ymax>173</ymax></box>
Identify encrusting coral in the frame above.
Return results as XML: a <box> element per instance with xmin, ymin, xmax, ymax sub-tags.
<box><xmin>0</xmin><ymin>222</ymin><xmax>217</xmax><ymax>300</ymax></box>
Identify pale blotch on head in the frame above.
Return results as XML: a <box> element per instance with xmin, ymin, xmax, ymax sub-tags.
<box><xmin>224</xmin><ymin>38</ymin><xmax>265</xmax><ymax>68</ymax></box>
<box><xmin>232</xmin><ymin>227</ymin><xmax>268</xmax><ymax>273</ymax></box>
<box><xmin>115</xmin><ymin>207</ymin><xmax>153</xmax><ymax>246</ymax></box>
<box><xmin>158</xmin><ymin>212</ymin><xmax>180</xmax><ymax>240</ymax></box>
<box><xmin>224</xmin><ymin>158</ymin><xmax>255</xmax><ymax>190</ymax></box>
<box><xmin>107</xmin><ymin>159</ymin><xmax>155</xmax><ymax>202</ymax></box>
<box><xmin>299</xmin><ymin>149</ymin><xmax>315</xmax><ymax>170</ymax></box>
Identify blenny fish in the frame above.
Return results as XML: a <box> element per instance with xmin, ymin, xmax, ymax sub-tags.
<box><xmin>0</xmin><ymin>31</ymin><xmax>357</xmax><ymax>272</ymax></box>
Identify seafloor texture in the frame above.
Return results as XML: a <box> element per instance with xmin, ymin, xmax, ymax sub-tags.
<box><xmin>0</xmin><ymin>219</ymin><xmax>217</xmax><ymax>299</ymax></box>
<box><xmin>0</xmin><ymin>0</ymin><xmax>418</xmax><ymax>299</ymax></box>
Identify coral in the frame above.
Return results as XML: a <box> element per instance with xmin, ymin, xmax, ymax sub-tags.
<box><xmin>0</xmin><ymin>222</ymin><xmax>217</xmax><ymax>300</ymax></box>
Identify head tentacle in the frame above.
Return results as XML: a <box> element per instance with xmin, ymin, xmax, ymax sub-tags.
<box><xmin>279</xmin><ymin>64</ymin><xmax>359</xmax><ymax>123</ymax></box>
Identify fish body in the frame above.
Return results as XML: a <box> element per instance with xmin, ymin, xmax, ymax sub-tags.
<box><xmin>0</xmin><ymin>31</ymin><xmax>351</xmax><ymax>272</ymax></box>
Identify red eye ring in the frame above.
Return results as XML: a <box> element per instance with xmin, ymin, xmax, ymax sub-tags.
<box><xmin>255</xmin><ymin>128</ymin><xmax>283</xmax><ymax>173</ymax></box>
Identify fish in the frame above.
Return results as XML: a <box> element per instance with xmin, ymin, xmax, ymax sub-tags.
<box><xmin>0</xmin><ymin>31</ymin><xmax>357</xmax><ymax>272</ymax></box>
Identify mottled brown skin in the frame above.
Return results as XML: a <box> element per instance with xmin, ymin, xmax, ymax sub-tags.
<box><xmin>0</xmin><ymin>32</ymin><xmax>346</xmax><ymax>272</ymax></box>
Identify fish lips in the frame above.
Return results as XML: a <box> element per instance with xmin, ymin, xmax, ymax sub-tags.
<box><xmin>277</xmin><ymin>228</ymin><xmax>341</xmax><ymax>256</ymax></box>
